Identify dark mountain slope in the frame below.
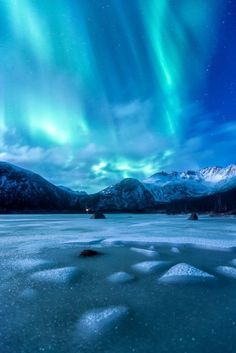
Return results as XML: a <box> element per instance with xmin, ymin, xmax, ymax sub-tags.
<box><xmin>0</xmin><ymin>162</ymin><xmax>81</xmax><ymax>212</ymax></box>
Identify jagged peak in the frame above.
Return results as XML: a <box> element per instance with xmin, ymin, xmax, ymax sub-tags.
<box><xmin>199</xmin><ymin>164</ymin><xmax>236</xmax><ymax>182</ymax></box>
<box><xmin>145</xmin><ymin>164</ymin><xmax>236</xmax><ymax>184</ymax></box>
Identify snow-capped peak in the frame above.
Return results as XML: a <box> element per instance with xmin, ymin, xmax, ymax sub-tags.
<box><xmin>145</xmin><ymin>165</ymin><xmax>236</xmax><ymax>185</ymax></box>
<box><xmin>199</xmin><ymin>165</ymin><xmax>236</xmax><ymax>183</ymax></box>
<box><xmin>142</xmin><ymin>164</ymin><xmax>236</xmax><ymax>203</ymax></box>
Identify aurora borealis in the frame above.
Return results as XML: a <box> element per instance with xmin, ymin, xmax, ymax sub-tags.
<box><xmin>0</xmin><ymin>0</ymin><xmax>235</xmax><ymax>192</ymax></box>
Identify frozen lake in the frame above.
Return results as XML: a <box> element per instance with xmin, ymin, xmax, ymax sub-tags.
<box><xmin>0</xmin><ymin>214</ymin><xmax>236</xmax><ymax>353</ymax></box>
<box><xmin>0</xmin><ymin>213</ymin><xmax>236</xmax><ymax>251</ymax></box>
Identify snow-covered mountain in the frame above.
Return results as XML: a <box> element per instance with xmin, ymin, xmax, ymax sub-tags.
<box><xmin>89</xmin><ymin>178</ymin><xmax>156</xmax><ymax>211</ymax></box>
<box><xmin>143</xmin><ymin>165</ymin><xmax>236</xmax><ymax>202</ymax></box>
<box><xmin>84</xmin><ymin>164</ymin><xmax>236</xmax><ymax>212</ymax></box>
<box><xmin>200</xmin><ymin>165</ymin><xmax>236</xmax><ymax>182</ymax></box>
<box><xmin>0</xmin><ymin>161</ymin><xmax>235</xmax><ymax>213</ymax></box>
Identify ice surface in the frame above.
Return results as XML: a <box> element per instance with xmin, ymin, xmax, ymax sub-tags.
<box><xmin>76</xmin><ymin>306</ymin><xmax>129</xmax><ymax>339</ymax></box>
<box><xmin>30</xmin><ymin>267</ymin><xmax>79</xmax><ymax>284</ymax></box>
<box><xmin>216</xmin><ymin>266</ymin><xmax>236</xmax><ymax>279</ymax></box>
<box><xmin>159</xmin><ymin>263</ymin><xmax>216</xmax><ymax>284</ymax></box>
<box><xmin>0</xmin><ymin>214</ymin><xmax>235</xmax><ymax>251</ymax></box>
<box><xmin>106</xmin><ymin>271</ymin><xmax>134</xmax><ymax>283</ymax></box>
<box><xmin>0</xmin><ymin>214</ymin><xmax>236</xmax><ymax>352</ymax></box>
<box><xmin>130</xmin><ymin>247</ymin><xmax>158</xmax><ymax>257</ymax></box>
<box><xmin>132</xmin><ymin>261</ymin><xmax>169</xmax><ymax>274</ymax></box>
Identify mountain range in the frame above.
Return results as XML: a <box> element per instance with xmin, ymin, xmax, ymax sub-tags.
<box><xmin>0</xmin><ymin>161</ymin><xmax>236</xmax><ymax>214</ymax></box>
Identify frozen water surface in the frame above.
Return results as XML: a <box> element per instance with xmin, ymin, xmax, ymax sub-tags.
<box><xmin>0</xmin><ymin>213</ymin><xmax>236</xmax><ymax>353</ymax></box>
<box><xmin>1</xmin><ymin>213</ymin><xmax>235</xmax><ymax>250</ymax></box>
<box><xmin>19</xmin><ymin>288</ymin><xmax>37</xmax><ymax>300</ymax></box>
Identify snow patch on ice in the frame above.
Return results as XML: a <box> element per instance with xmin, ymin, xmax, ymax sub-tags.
<box><xmin>76</xmin><ymin>306</ymin><xmax>129</xmax><ymax>339</ymax></box>
<box><xmin>100</xmin><ymin>239</ymin><xmax>126</xmax><ymax>247</ymax></box>
<box><xmin>132</xmin><ymin>261</ymin><xmax>169</xmax><ymax>274</ymax></box>
<box><xmin>216</xmin><ymin>266</ymin><xmax>236</xmax><ymax>279</ymax></box>
<box><xmin>159</xmin><ymin>263</ymin><xmax>215</xmax><ymax>284</ymax></box>
<box><xmin>106</xmin><ymin>272</ymin><xmax>134</xmax><ymax>283</ymax></box>
<box><xmin>62</xmin><ymin>238</ymin><xmax>104</xmax><ymax>246</ymax></box>
<box><xmin>130</xmin><ymin>247</ymin><xmax>158</xmax><ymax>257</ymax></box>
<box><xmin>101</xmin><ymin>236</ymin><xmax>236</xmax><ymax>251</ymax></box>
<box><xmin>30</xmin><ymin>267</ymin><xmax>79</xmax><ymax>284</ymax></box>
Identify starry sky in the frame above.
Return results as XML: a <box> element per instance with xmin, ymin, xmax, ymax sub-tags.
<box><xmin>0</xmin><ymin>0</ymin><xmax>235</xmax><ymax>192</ymax></box>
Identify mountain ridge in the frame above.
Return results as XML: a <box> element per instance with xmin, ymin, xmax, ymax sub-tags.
<box><xmin>0</xmin><ymin>161</ymin><xmax>235</xmax><ymax>213</ymax></box>
<box><xmin>142</xmin><ymin>164</ymin><xmax>236</xmax><ymax>203</ymax></box>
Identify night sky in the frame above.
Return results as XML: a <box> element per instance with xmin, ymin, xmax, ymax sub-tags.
<box><xmin>0</xmin><ymin>0</ymin><xmax>235</xmax><ymax>192</ymax></box>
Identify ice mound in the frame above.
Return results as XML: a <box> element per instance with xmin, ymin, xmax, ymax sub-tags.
<box><xmin>216</xmin><ymin>266</ymin><xmax>236</xmax><ymax>279</ymax></box>
<box><xmin>100</xmin><ymin>239</ymin><xmax>130</xmax><ymax>247</ymax></box>
<box><xmin>170</xmin><ymin>247</ymin><xmax>180</xmax><ymax>254</ymax></box>
<box><xmin>20</xmin><ymin>288</ymin><xmax>37</xmax><ymax>300</ymax></box>
<box><xmin>231</xmin><ymin>259</ymin><xmax>236</xmax><ymax>267</ymax></box>
<box><xmin>8</xmin><ymin>258</ymin><xmax>49</xmax><ymax>271</ymax></box>
<box><xmin>132</xmin><ymin>261</ymin><xmax>169</xmax><ymax>274</ymax></box>
<box><xmin>159</xmin><ymin>263</ymin><xmax>215</xmax><ymax>284</ymax></box>
<box><xmin>107</xmin><ymin>272</ymin><xmax>134</xmax><ymax>283</ymax></box>
<box><xmin>76</xmin><ymin>305</ymin><xmax>129</xmax><ymax>339</ymax></box>
<box><xmin>63</xmin><ymin>238</ymin><xmax>104</xmax><ymax>246</ymax></box>
<box><xmin>130</xmin><ymin>247</ymin><xmax>158</xmax><ymax>257</ymax></box>
<box><xmin>30</xmin><ymin>267</ymin><xmax>79</xmax><ymax>284</ymax></box>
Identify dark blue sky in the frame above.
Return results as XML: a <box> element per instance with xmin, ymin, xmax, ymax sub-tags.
<box><xmin>0</xmin><ymin>0</ymin><xmax>235</xmax><ymax>192</ymax></box>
